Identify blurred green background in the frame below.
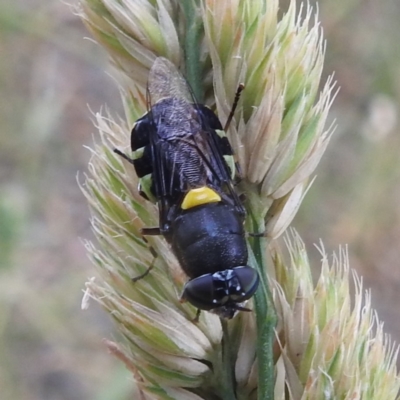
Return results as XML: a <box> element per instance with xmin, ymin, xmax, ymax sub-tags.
<box><xmin>1</xmin><ymin>0</ymin><xmax>399</xmax><ymax>399</ymax></box>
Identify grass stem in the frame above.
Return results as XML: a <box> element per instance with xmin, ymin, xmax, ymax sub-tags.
<box><xmin>181</xmin><ymin>0</ymin><xmax>203</xmax><ymax>102</ymax></box>
<box><xmin>248</xmin><ymin>211</ymin><xmax>277</xmax><ymax>400</ymax></box>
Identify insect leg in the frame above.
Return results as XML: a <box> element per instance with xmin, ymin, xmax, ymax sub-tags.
<box><xmin>247</xmin><ymin>232</ymin><xmax>267</xmax><ymax>238</ymax></box>
<box><xmin>234</xmin><ymin>161</ymin><xmax>243</xmax><ymax>184</ymax></box>
<box><xmin>132</xmin><ymin>241</ymin><xmax>158</xmax><ymax>282</ymax></box>
<box><xmin>192</xmin><ymin>309</ymin><xmax>201</xmax><ymax>323</ymax></box>
<box><xmin>180</xmin><ymin>295</ymin><xmax>202</xmax><ymax>323</ymax></box>
<box><xmin>114</xmin><ymin>148</ymin><xmax>134</xmax><ymax>165</ymax></box>
<box><xmin>141</xmin><ymin>227</ymin><xmax>161</xmax><ymax>235</ymax></box>
<box><xmin>224</xmin><ymin>83</ymin><xmax>245</xmax><ymax>132</ymax></box>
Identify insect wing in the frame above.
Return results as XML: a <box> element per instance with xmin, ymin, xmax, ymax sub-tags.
<box><xmin>147</xmin><ymin>57</ymin><xmax>192</xmax><ymax>107</ymax></box>
<box><xmin>146</xmin><ymin>58</ymin><xmax>244</xmax><ymax>222</ymax></box>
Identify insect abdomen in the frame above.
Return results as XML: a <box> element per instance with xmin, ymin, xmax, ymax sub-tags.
<box><xmin>169</xmin><ymin>202</ymin><xmax>247</xmax><ymax>277</ymax></box>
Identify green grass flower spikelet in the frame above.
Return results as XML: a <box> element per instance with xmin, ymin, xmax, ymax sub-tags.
<box><xmin>77</xmin><ymin>0</ymin><xmax>399</xmax><ymax>398</ymax></box>
<box><xmin>272</xmin><ymin>231</ymin><xmax>400</xmax><ymax>399</ymax></box>
<box><xmin>202</xmin><ymin>0</ymin><xmax>336</xmax><ymax>238</ymax></box>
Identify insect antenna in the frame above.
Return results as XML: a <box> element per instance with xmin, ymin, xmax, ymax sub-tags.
<box><xmin>224</xmin><ymin>83</ymin><xmax>245</xmax><ymax>132</ymax></box>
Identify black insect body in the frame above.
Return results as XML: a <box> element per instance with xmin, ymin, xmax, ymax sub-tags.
<box><xmin>115</xmin><ymin>57</ymin><xmax>259</xmax><ymax>319</ymax></box>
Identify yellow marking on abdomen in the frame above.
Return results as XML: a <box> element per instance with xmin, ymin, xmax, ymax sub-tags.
<box><xmin>181</xmin><ymin>187</ymin><xmax>221</xmax><ymax>210</ymax></box>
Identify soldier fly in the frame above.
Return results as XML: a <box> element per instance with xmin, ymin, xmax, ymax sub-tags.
<box><xmin>114</xmin><ymin>57</ymin><xmax>259</xmax><ymax>319</ymax></box>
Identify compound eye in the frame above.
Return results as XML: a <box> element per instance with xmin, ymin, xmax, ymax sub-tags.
<box><xmin>232</xmin><ymin>266</ymin><xmax>259</xmax><ymax>301</ymax></box>
<box><xmin>182</xmin><ymin>274</ymin><xmax>219</xmax><ymax>310</ymax></box>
